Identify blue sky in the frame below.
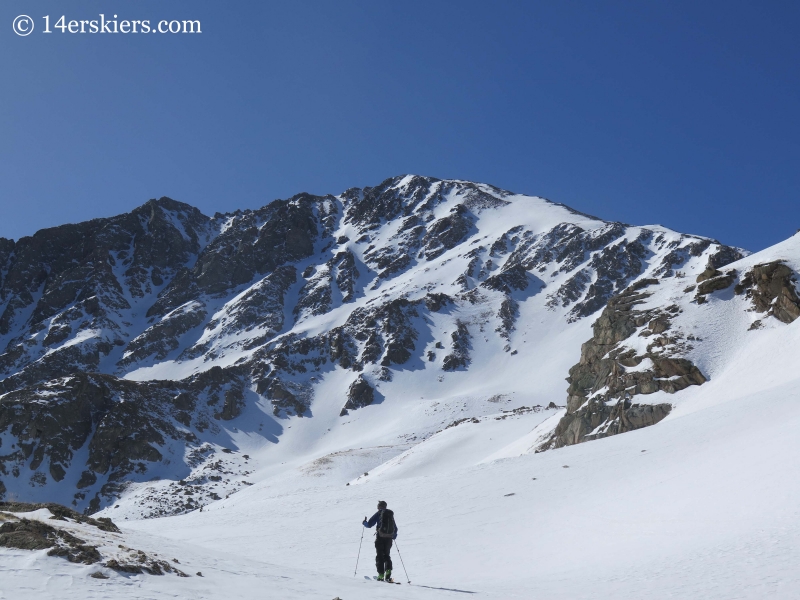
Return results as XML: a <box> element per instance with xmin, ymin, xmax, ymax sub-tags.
<box><xmin>1</xmin><ymin>1</ymin><xmax>798</xmax><ymax>251</ymax></box>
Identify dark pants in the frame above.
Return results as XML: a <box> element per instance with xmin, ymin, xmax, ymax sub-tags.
<box><xmin>375</xmin><ymin>536</ymin><xmax>393</xmax><ymax>574</ymax></box>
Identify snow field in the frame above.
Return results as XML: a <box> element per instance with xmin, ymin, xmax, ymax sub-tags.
<box><xmin>126</xmin><ymin>340</ymin><xmax>800</xmax><ymax>599</ymax></box>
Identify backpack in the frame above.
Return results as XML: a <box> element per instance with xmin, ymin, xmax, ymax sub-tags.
<box><xmin>377</xmin><ymin>509</ymin><xmax>396</xmax><ymax>539</ymax></box>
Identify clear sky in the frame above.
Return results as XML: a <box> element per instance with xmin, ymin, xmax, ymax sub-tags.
<box><xmin>1</xmin><ymin>1</ymin><xmax>798</xmax><ymax>251</ymax></box>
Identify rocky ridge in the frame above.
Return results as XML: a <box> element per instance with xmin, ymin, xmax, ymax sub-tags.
<box><xmin>540</xmin><ymin>252</ymin><xmax>800</xmax><ymax>450</ymax></box>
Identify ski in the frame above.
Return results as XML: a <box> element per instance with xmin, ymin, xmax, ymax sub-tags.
<box><xmin>373</xmin><ymin>576</ymin><xmax>401</xmax><ymax>584</ymax></box>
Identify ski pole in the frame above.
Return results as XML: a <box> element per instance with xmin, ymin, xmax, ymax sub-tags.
<box><xmin>394</xmin><ymin>540</ymin><xmax>411</xmax><ymax>584</ymax></box>
<box><xmin>353</xmin><ymin>518</ymin><xmax>365</xmax><ymax>576</ymax></box>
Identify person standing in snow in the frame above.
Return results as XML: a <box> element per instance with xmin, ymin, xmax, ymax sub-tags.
<box><xmin>362</xmin><ymin>500</ymin><xmax>398</xmax><ymax>582</ymax></box>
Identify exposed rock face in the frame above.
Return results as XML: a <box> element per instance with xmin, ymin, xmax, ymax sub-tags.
<box><xmin>0</xmin><ymin>370</ymin><xmax>248</xmax><ymax>511</ymax></box>
<box><xmin>0</xmin><ymin>501</ymin><xmax>187</xmax><ymax>575</ymax></box>
<box><xmin>333</xmin><ymin>250</ymin><xmax>360</xmax><ymax>303</ymax></box>
<box><xmin>541</xmin><ymin>255</ymin><xmax>799</xmax><ymax>452</ymax></box>
<box><xmin>0</xmin><ymin>518</ymin><xmax>101</xmax><ymax>563</ymax></box>
<box><xmin>735</xmin><ymin>261</ymin><xmax>800</xmax><ymax>324</ymax></box>
<box><xmin>693</xmin><ymin>268</ymin><xmax>737</xmax><ymax>304</ymax></box>
<box><xmin>340</xmin><ymin>376</ymin><xmax>375</xmax><ymax>416</ymax></box>
<box><xmin>496</xmin><ymin>297</ymin><xmax>519</xmax><ymax>340</ymax></box>
<box><xmin>443</xmin><ymin>321</ymin><xmax>471</xmax><ymax>371</ymax></box>
<box><xmin>0</xmin><ymin>198</ymin><xmax>212</xmax><ymax>388</ymax></box>
<box><xmin>422</xmin><ymin>204</ymin><xmax>474</xmax><ymax>260</ymax></box>
<box><xmin>148</xmin><ymin>194</ymin><xmax>324</xmax><ymax>317</ymax></box>
<box><xmin>696</xmin><ymin>266</ymin><xmax>722</xmax><ymax>283</ymax></box>
<box><xmin>549</xmin><ymin>398</ymin><xmax>673</xmax><ymax>448</ymax></box>
<box><xmin>696</xmin><ymin>271</ymin><xmax>736</xmax><ymax>296</ymax></box>
<box><xmin>119</xmin><ymin>301</ymin><xmax>207</xmax><ymax>366</ymax></box>
<box><xmin>539</xmin><ymin>280</ymin><xmax>706</xmax><ymax>451</ymax></box>
<box><xmin>186</xmin><ymin>265</ymin><xmax>298</xmax><ymax>362</ymax></box>
<box><xmin>0</xmin><ymin>501</ymin><xmax>121</xmax><ymax>564</ymax></box>
<box><xmin>263</xmin><ymin>378</ymin><xmax>310</xmax><ymax>417</ymax></box>
<box><xmin>481</xmin><ymin>264</ymin><xmax>529</xmax><ymax>294</ymax></box>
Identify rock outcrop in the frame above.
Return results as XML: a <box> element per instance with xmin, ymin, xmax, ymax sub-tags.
<box><xmin>0</xmin><ymin>518</ymin><xmax>101</xmax><ymax>564</ymax></box>
<box><xmin>340</xmin><ymin>376</ymin><xmax>376</xmax><ymax>416</ymax></box>
<box><xmin>539</xmin><ymin>280</ymin><xmax>706</xmax><ymax>450</ymax></box>
<box><xmin>0</xmin><ymin>501</ymin><xmax>187</xmax><ymax>575</ymax></box>
<box><xmin>735</xmin><ymin>260</ymin><xmax>800</xmax><ymax>324</ymax></box>
<box><xmin>0</xmin><ymin>369</ymin><xmax>249</xmax><ymax>512</ymax></box>
<box><xmin>442</xmin><ymin>321</ymin><xmax>471</xmax><ymax>371</ymax></box>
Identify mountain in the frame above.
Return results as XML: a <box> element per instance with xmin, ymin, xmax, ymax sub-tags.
<box><xmin>3</xmin><ymin>175</ymin><xmax>800</xmax><ymax>598</ymax></box>
<box><xmin>0</xmin><ymin>173</ymin><xmax>781</xmax><ymax>519</ymax></box>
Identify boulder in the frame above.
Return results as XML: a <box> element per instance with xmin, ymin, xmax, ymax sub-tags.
<box><xmin>339</xmin><ymin>377</ymin><xmax>375</xmax><ymax>416</ymax></box>
<box><xmin>696</xmin><ymin>271</ymin><xmax>736</xmax><ymax>296</ymax></box>
<box><xmin>696</xmin><ymin>267</ymin><xmax>722</xmax><ymax>283</ymax></box>
<box><xmin>736</xmin><ymin>261</ymin><xmax>800</xmax><ymax>324</ymax></box>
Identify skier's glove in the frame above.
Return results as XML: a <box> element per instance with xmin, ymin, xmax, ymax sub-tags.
<box><xmin>362</xmin><ymin>520</ymin><xmax>368</xmax><ymax>526</ymax></box>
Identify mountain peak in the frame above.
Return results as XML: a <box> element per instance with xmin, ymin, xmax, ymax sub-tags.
<box><xmin>135</xmin><ymin>196</ymin><xmax>208</xmax><ymax>218</ymax></box>
<box><xmin>0</xmin><ymin>175</ymin><xmax>766</xmax><ymax>518</ymax></box>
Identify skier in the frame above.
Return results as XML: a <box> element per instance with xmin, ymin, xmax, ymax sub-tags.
<box><xmin>362</xmin><ymin>500</ymin><xmax>398</xmax><ymax>582</ymax></box>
